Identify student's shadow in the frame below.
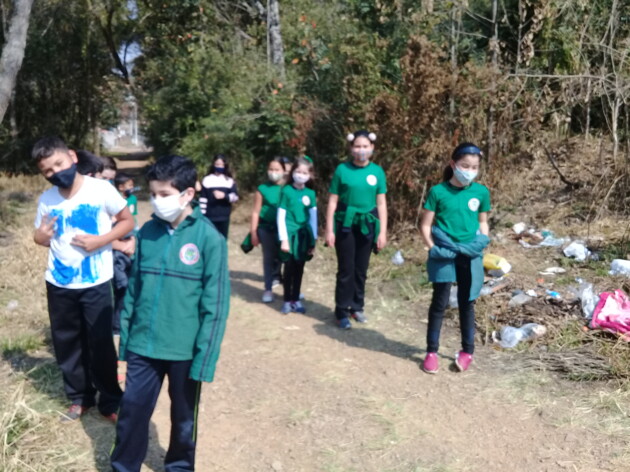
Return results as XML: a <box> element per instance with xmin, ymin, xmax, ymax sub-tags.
<box><xmin>229</xmin><ymin>273</ymin><xmax>428</xmax><ymax>364</ymax></box>
<box><xmin>2</xmin><ymin>337</ymin><xmax>166</xmax><ymax>471</ymax></box>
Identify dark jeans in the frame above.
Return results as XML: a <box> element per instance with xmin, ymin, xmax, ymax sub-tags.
<box><xmin>334</xmin><ymin>224</ymin><xmax>373</xmax><ymax>319</ymax></box>
<box><xmin>283</xmin><ymin>257</ymin><xmax>305</xmax><ymax>302</ymax></box>
<box><xmin>257</xmin><ymin>225</ymin><xmax>281</xmax><ymax>291</ymax></box>
<box><xmin>111</xmin><ymin>351</ymin><xmax>201</xmax><ymax>472</ymax></box>
<box><xmin>210</xmin><ymin>219</ymin><xmax>230</xmax><ymax>238</ymax></box>
<box><xmin>46</xmin><ymin>281</ymin><xmax>122</xmax><ymax>415</ymax></box>
<box><xmin>426</xmin><ymin>255</ymin><xmax>476</xmax><ymax>354</ymax></box>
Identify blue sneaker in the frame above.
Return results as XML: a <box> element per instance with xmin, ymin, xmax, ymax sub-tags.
<box><xmin>350</xmin><ymin>311</ymin><xmax>367</xmax><ymax>323</ymax></box>
<box><xmin>280</xmin><ymin>302</ymin><xmax>292</xmax><ymax>314</ymax></box>
<box><xmin>292</xmin><ymin>301</ymin><xmax>306</xmax><ymax>314</ymax></box>
<box><xmin>338</xmin><ymin>317</ymin><xmax>352</xmax><ymax>330</ymax></box>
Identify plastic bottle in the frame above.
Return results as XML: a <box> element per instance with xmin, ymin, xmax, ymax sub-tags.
<box><xmin>496</xmin><ymin>323</ymin><xmax>547</xmax><ymax>348</ymax></box>
<box><xmin>610</xmin><ymin>259</ymin><xmax>630</xmax><ymax>276</ymax></box>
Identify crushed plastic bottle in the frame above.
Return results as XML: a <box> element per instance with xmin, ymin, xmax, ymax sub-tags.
<box><xmin>546</xmin><ymin>289</ymin><xmax>562</xmax><ymax>299</ymax></box>
<box><xmin>571</xmin><ymin>282</ymin><xmax>598</xmax><ymax>318</ymax></box>
<box><xmin>391</xmin><ymin>250</ymin><xmax>404</xmax><ymax>266</ymax></box>
<box><xmin>495</xmin><ymin>323</ymin><xmax>547</xmax><ymax>348</ymax></box>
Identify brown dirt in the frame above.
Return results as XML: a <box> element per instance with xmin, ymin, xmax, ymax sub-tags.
<box><xmin>123</xmin><ymin>200</ymin><xmax>627</xmax><ymax>472</ymax></box>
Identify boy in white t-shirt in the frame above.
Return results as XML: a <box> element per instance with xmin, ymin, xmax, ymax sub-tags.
<box><xmin>33</xmin><ymin>136</ymin><xmax>134</xmax><ymax>422</ymax></box>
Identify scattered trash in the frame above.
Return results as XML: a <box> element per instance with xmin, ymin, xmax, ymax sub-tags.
<box><xmin>570</xmin><ymin>282</ymin><xmax>598</xmax><ymax>319</ymax></box>
<box><xmin>479</xmin><ymin>277</ymin><xmax>510</xmax><ymax>296</ymax></box>
<box><xmin>563</xmin><ymin>241</ymin><xmax>591</xmax><ymax>261</ymax></box>
<box><xmin>493</xmin><ymin>323</ymin><xmax>547</xmax><ymax>348</ymax></box>
<box><xmin>6</xmin><ymin>300</ymin><xmax>18</xmax><ymax>311</ymax></box>
<box><xmin>526</xmin><ymin>289</ymin><xmax>538</xmax><ymax>297</ymax></box>
<box><xmin>539</xmin><ymin>267</ymin><xmax>566</xmax><ymax>275</ymax></box>
<box><xmin>512</xmin><ymin>222</ymin><xmax>527</xmax><ymax>235</ymax></box>
<box><xmin>546</xmin><ymin>289</ymin><xmax>562</xmax><ymax>300</ymax></box>
<box><xmin>483</xmin><ymin>254</ymin><xmax>512</xmax><ymax>277</ymax></box>
<box><xmin>518</xmin><ymin>233</ymin><xmax>569</xmax><ymax>249</ymax></box>
<box><xmin>449</xmin><ymin>285</ymin><xmax>458</xmax><ymax>308</ymax></box>
<box><xmin>590</xmin><ymin>290</ymin><xmax>630</xmax><ymax>341</ymax></box>
<box><xmin>609</xmin><ymin>259</ymin><xmax>630</xmax><ymax>276</ymax></box>
<box><xmin>391</xmin><ymin>250</ymin><xmax>404</xmax><ymax>266</ymax></box>
<box><xmin>508</xmin><ymin>293</ymin><xmax>532</xmax><ymax>307</ymax></box>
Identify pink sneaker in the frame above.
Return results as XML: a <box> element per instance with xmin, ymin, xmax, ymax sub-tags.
<box><xmin>422</xmin><ymin>352</ymin><xmax>439</xmax><ymax>374</ymax></box>
<box><xmin>455</xmin><ymin>351</ymin><xmax>473</xmax><ymax>372</ymax></box>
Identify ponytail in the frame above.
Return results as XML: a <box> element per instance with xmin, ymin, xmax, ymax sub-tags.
<box><xmin>443</xmin><ymin>165</ymin><xmax>454</xmax><ymax>182</ymax></box>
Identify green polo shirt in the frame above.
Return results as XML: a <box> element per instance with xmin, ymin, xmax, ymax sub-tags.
<box><xmin>279</xmin><ymin>184</ymin><xmax>316</xmax><ymax>235</ymax></box>
<box><xmin>329</xmin><ymin>161</ymin><xmax>387</xmax><ymax>211</ymax></box>
<box><xmin>424</xmin><ymin>181</ymin><xmax>491</xmax><ymax>243</ymax></box>
<box><xmin>258</xmin><ymin>182</ymin><xmax>282</xmax><ymax>224</ymax></box>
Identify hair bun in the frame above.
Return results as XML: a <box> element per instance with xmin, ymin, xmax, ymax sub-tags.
<box><xmin>346</xmin><ymin>133</ymin><xmax>355</xmax><ymax>142</ymax></box>
<box><xmin>368</xmin><ymin>132</ymin><xmax>377</xmax><ymax>142</ymax></box>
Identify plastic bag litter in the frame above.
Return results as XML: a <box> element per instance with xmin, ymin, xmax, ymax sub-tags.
<box><xmin>519</xmin><ymin>234</ymin><xmax>569</xmax><ymax>248</ymax></box>
<box><xmin>570</xmin><ymin>282</ymin><xmax>598</xmax><ymax>319</ymax></box>
<box><xmin>391</xmin><ymin>250</ymin><xmax>404</xmax><ymax>266</ymax></box>
<box><xmin>609</xmin><ymin>259</ymin><xmax>630</xmax><ymax>276</ymax></box>
<box><xmin>563</xmin><ymin>241</ymin><xmax>591</xmax><ymax>261</ymax></box>
<box><xmin>508</xmin><ymin>293</ymin><xmax>532</xmax><ymax>307</ymax></box>
<box><xmin>483</xmin><ymin>254</ymin><xmax>512</xmax><ymax>277</ymax></box>
<box><xmin>539</xmin><ymin>267</ymin><xmax>566</xmax><ymax>275</ymax></box>
<box><xmin>449</xmin><ymin>285</ymin><xmax>458</xmax><ymax>308</ymax></box>
<box><xmin>494</xmin><ymin>323</ymin><xmax>547</xmax><ymax>348</ymax></box>
<box><xmin>512</xmin><ymin>222</ymin><xmax>527</xmax><ymax>235</ymax></box>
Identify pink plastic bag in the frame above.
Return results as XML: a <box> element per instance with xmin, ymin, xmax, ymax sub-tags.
<box><xmin>590</xmin><ymin>290</ymin><xmax>630</xmax><ymax>341</ymax></box>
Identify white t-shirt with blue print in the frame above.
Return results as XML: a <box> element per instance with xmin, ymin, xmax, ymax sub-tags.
<box><xmin>34</xmin><ymin>176</ymin><xmax>127</xmax><ymax>289</ymax></box>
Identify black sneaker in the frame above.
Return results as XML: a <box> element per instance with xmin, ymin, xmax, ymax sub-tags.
<box><xmin>350</xmin><ymin>311</ymin><xmax>368</xmax><ymax>323</ymax></box>
<box><xmin>60</xmin><ymin>404</ymin><xmax>90</xmax><ymax>423</ymax></box>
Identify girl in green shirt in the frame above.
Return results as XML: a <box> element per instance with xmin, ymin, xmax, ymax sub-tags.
<box><xmin>325</xmin><ymin>130</ymin><xmax>388</xmax><ymax>329</ymax></box>
<box><xmin>277</xmin><ymin>157</ymin><xmax>317</xmax><ymax>314</ymax></box>
<box><xmin>250</xmin><ymin>157</ymin><xmax>286</xmax><ymax>302</ymax></box>
<box><xmin>420</xmin><ymin>142</ymin><xmax>491</xmax><ymax>374</ymax></box>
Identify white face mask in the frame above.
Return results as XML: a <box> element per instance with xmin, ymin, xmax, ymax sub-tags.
<box><xmin>151</xmin><ymin>191</ymin><xmax>188</xmax><ymax>223</ymax></box>
<box><xmin>292</xmin><ymin>172</ymin><xmax>310</xmax><ymax>185</ymax></box>
<box><xmin>268</xmin><ymin>171</ymin><xmax>283</xmax><ymax>182</ymax></box>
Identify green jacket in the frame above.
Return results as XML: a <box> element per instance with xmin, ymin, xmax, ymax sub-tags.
<box><xmin>119</xmin><ymin>204</ymin><xmax>230</xmax><ymax>382</ymax></box>
<box><xmin>427</xmin><ymin>226</ymin><xmax>489</xmax><ymax>301</ymax></box>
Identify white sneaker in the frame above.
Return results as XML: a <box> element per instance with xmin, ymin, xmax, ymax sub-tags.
<box><xmin>262</xmin><ymin>291</ymin><xmax>273</xmax><ymax>303</ymax></box>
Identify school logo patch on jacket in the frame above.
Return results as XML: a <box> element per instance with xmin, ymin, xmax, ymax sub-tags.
<box><xmin>179</xmin><ymin>243</ymin><xmax>200</xmax><ymax>265</ymax></box>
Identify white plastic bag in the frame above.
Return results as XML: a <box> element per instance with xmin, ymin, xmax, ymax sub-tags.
<box><xmin>391</xmin><ymin>250</ymin><xmax>404</xmax><ymax>266</ymax></box>
<box><xmin>610</xmin><ymin>259</ymin><xmax>630</xmax><ymax>276</ymax></box>
<box><xmin>563</xmin><ymin>241</ymin><xmax>591</xmax><ymax>261</ymax></box>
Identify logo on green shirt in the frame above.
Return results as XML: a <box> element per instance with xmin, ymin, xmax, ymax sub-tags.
<box><xmin>468</xmin><ymin>198</ymin><xmax>480</xmax><ymax>211</ymax></box>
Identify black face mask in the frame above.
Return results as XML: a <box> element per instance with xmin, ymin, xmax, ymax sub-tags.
<box><xmin>124</xmin><ymin>188</ymin><xmax>134</xmax><ymax>197</ymax></box>
<box><xmin>46</xmin><ymin>164</ymin><xmax>78</xmax><ymax>189</ymax></box>
<box><xmin>213</xmin><ymin>166</ymin><xmax>226</xmax><ymax>174</ymax></box>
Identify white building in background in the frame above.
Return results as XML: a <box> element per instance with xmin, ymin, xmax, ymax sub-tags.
<box><xmin>100</xmin><ymin>95</ymin><xmax>148</xmax><ymax>152</ymax></box>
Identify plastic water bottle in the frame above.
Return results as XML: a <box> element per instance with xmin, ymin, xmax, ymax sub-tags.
<box><xmin>497</xmin><ymin>323</ymin><xmax>547</xmax><ymax>348</ymax></box>
<box><xmin>610</xmin><ymin>259</ymin><xmax>630</xmax><ymax>276</ymax></box>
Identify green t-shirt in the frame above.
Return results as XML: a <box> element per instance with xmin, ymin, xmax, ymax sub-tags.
<box><xmin>126</xmin><ymin>194</ymin><xmax>138</xmax><ymax>215</ymax></box>
<box><xmin>258</xmin><ymin>182</ymin><xmax>282</xmax><ymax>224</ymax></box>
<box><xmin>279</xmin><ymin>184</ymin><xmax>316</xmax><ymax>235</ymax></box>
<box><xmin>329</xmin><ymin>161</ymin><xmax>387</xmax><ymax>212</ymax></box>
<box><xmin>424</xmin><ymin>181</ymin><xmax>491</xmax><ymax>243</ymax></box>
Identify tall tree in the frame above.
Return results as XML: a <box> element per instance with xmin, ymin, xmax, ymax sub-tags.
<box><xmin>0</xmin><ymin>0</ymin><xmax>34</xmax><ymax>124</ymax></box>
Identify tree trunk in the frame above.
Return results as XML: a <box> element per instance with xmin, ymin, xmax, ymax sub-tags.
<box><xmin>486</xmin><ymin>0</ymin><xmax>498</xmax><ymax>170</ymax></box>
<box><xmin>267</xmin><ymin>0</ymin><xmax>285</xmax><ymax>78</ymax></box>
<box><xmin>0</xmin><ymin>0</ymin><xmax>34</xmax><ymax>125</ymax></box>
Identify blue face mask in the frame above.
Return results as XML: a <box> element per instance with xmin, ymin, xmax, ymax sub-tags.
<box><xmin>213</xmin><ymin>166</ymin><xmax>226</xmax><ymax>174</ymax></box>
<box><xmin>47</xmin><ymin>164</ymin><xmax>78</xmax><ymax>189</ymax></box>
<box><xmin>453</xmin><ymin>167</ymin><xmax>478</xmax><ymax>186</ymax></box>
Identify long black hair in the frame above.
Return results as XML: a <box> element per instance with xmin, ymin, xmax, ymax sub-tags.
<box><xmin>207</xmin><ymin>153</ymin><xmax>233</xmax><ymax>178</ymax></box>
<box><xmin>443</xmin><ymin>142</ymin><xmax>483</xmax><ymax>182</ymax></box>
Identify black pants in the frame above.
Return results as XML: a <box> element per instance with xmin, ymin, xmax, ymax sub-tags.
<box><xmin>46</xmin><ymin>281</ymin><xmax>122</xmax><ymax>415</ymax></box>
<box><xmin>283</xmin><ymin>257</ymin><xmax>305</xmax><ymax>302</ymax></box>
<box><xmin>210</xmin><ymin>219</ymin><xmax>229</xmax><ymax>238</ymax></box>
<box><xmin>426</xmin><ymin>255</ymin><xmax>476</xmax><ymax>354</ymax></box>
<box><xmin>111</xmin><ymin>351</ymin><xmax>201</xmax><ymax>472</ymax></box>
<box><xmin>258</xmin><ymin>225</ymin><xmax>282</xmax><ymax>291</ymax></box>
<box><xmin>334</xmin><ymin>224</ymin><xmax>373</xmax><ymax>319</ymax></box>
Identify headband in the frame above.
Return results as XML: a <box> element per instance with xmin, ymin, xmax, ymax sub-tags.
<box><xmin>303</xmin><ymin>155</ymin><xmax>313</xmax><ymax>163</ymax></box>
<box><xmin>454</xmin><ymin>145</ymin><xmax>482</xmax><ymax>157</ymax></box>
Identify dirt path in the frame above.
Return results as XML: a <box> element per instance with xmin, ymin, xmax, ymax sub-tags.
<box><xmin>130</xmin><ymin>202</ymin><xmax>626</xmax><ymax>472</ymax></box>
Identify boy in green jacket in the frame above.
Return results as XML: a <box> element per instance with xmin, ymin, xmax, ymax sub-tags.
<box><xmin>111</xmin><ymin>155</ymin><xmax>230</xmax><ymax>472</ymax></box>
